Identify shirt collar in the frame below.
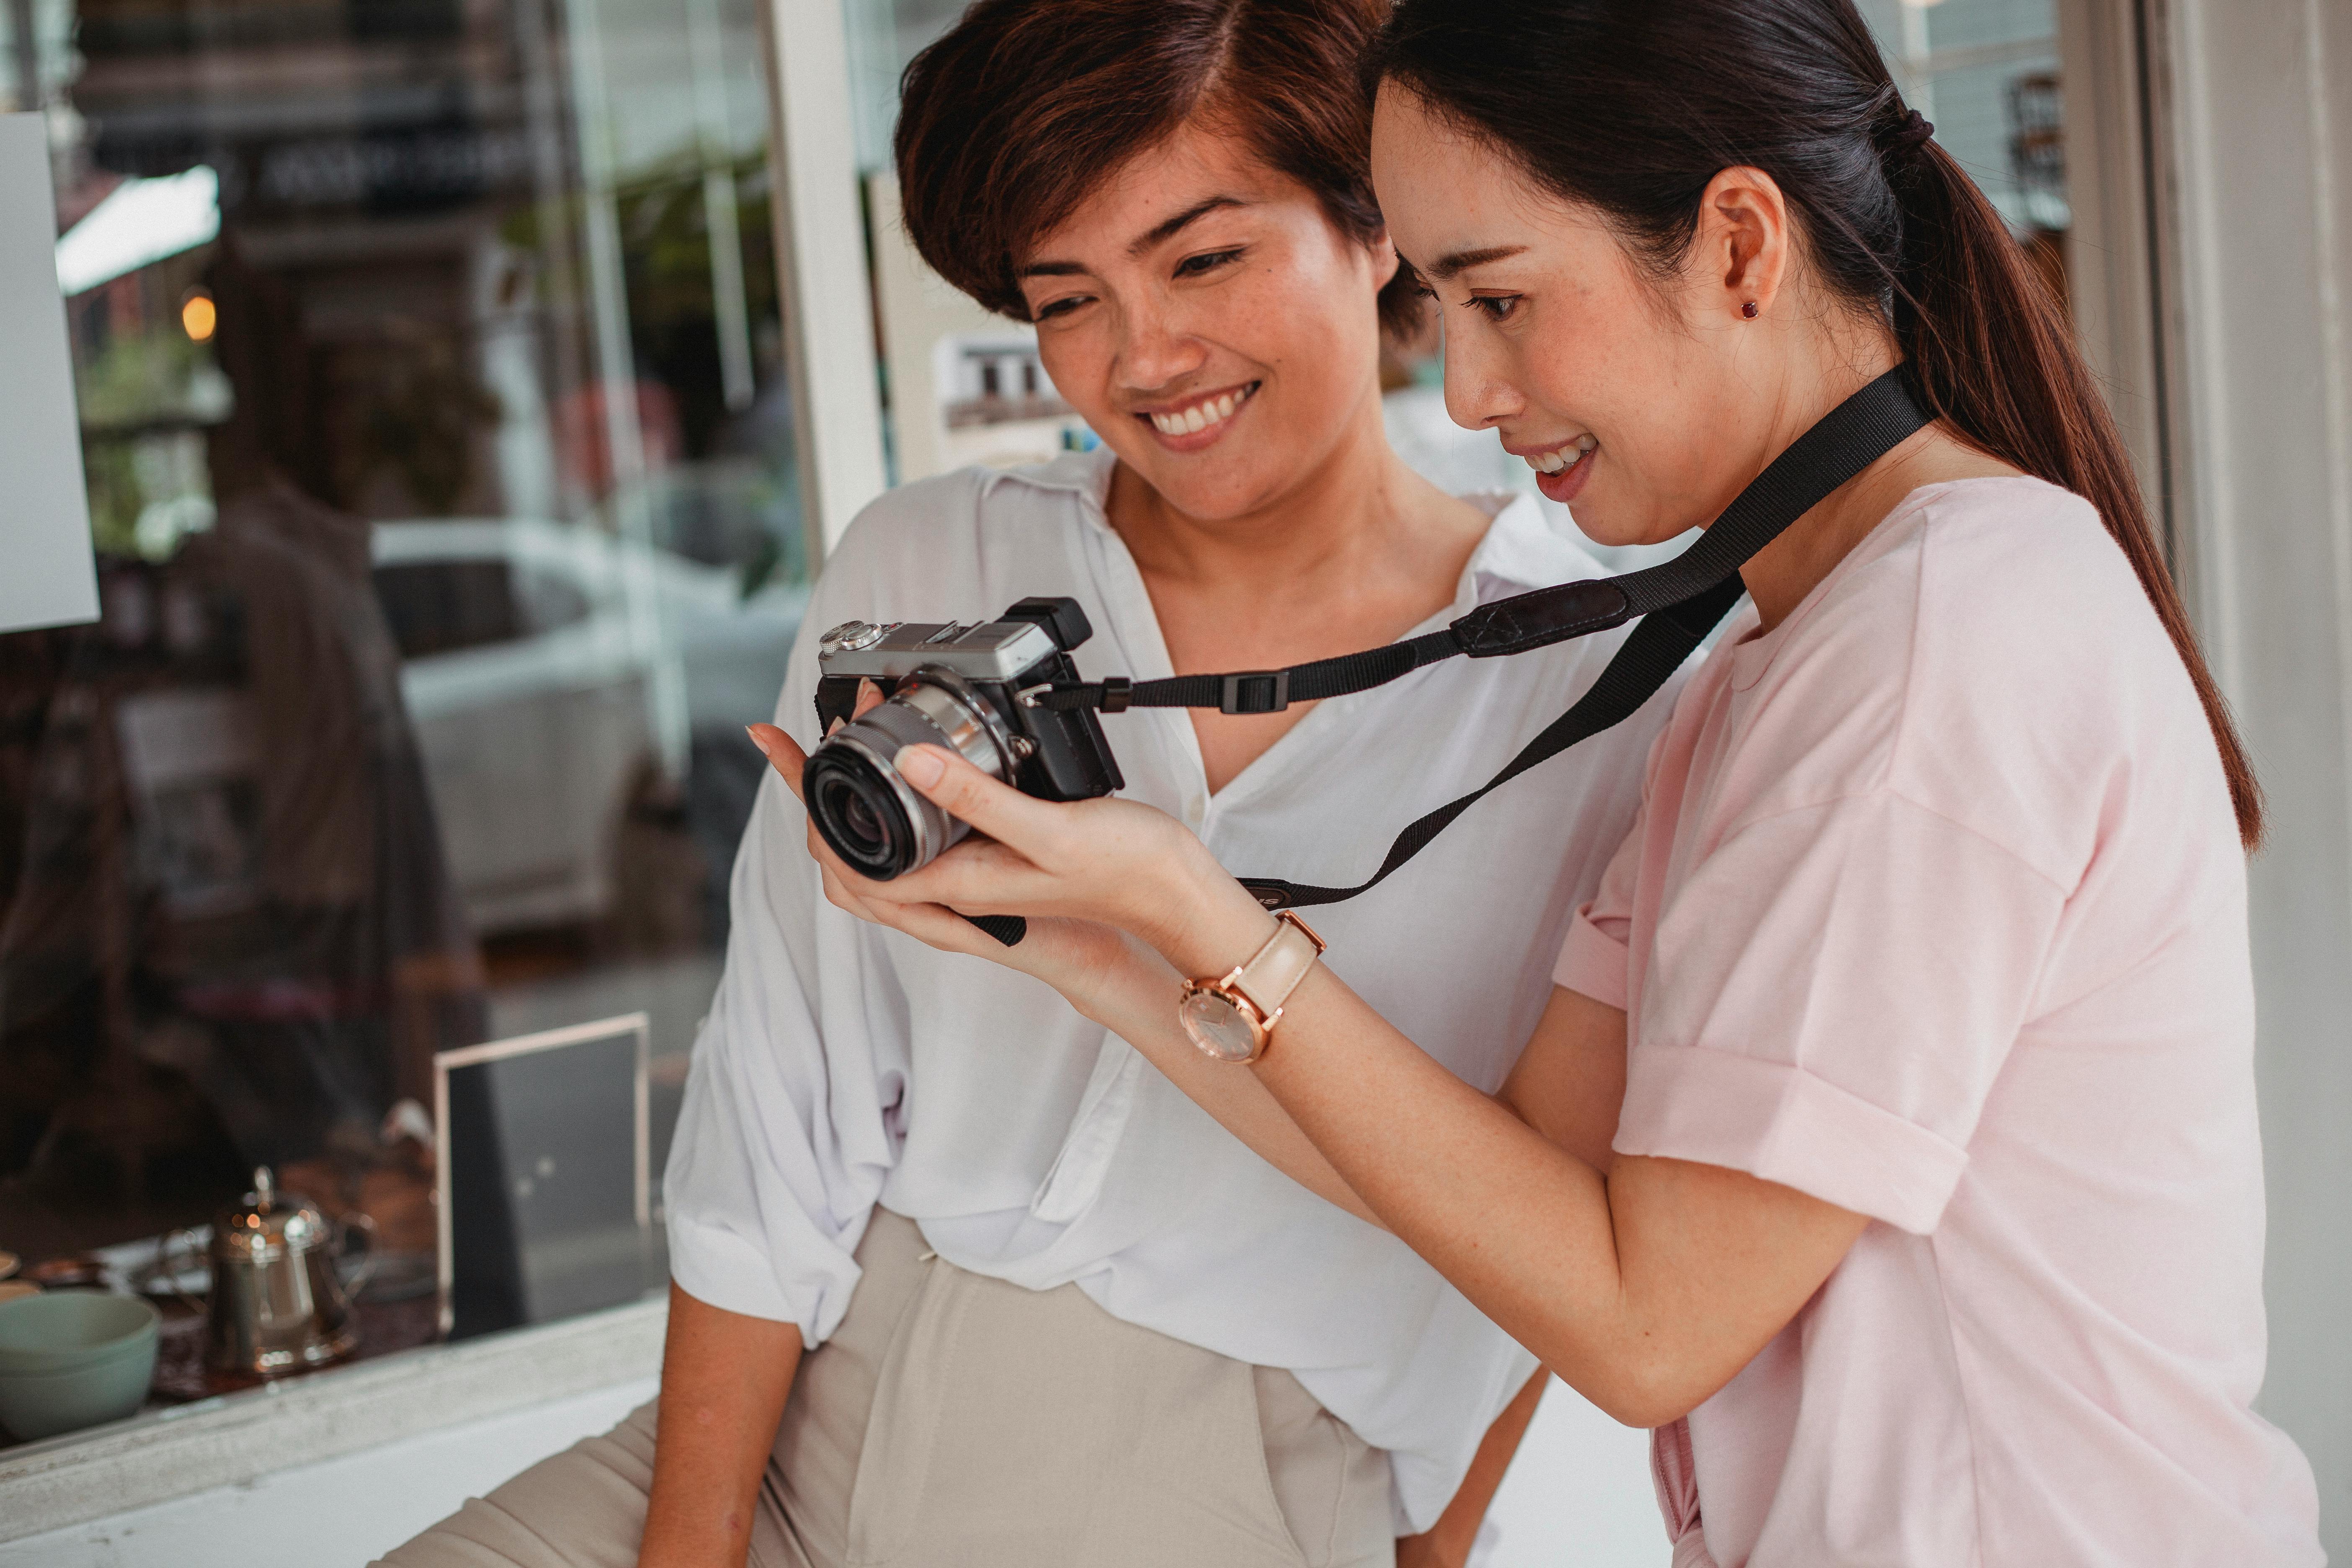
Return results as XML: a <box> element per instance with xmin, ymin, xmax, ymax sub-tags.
<box><xmin>984</xmin><ymin>446</ymin><xmax>1119</xmax><ymax>514</ymax></box>
<box><xmin>1449</xmin><ymin>490</ymin><xmax>1588</xmax><ymax>614</ymax></box>
<box><xmin>996</xmin><ymin>449</ymin><xmax>1599</xmax><ymax>616</ymax></box>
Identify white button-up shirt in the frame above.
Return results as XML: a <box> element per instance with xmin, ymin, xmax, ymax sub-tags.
<box><xmin>664</xmin><ymin>450</ymin><xmax>1677</xmax><ymax>1529</ymax></box>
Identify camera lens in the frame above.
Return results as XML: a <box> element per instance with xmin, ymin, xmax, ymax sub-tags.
<box><xmin>806</xmin><ymin>747</ymin><xmax>921</xmax><ymax>878</ymax></box>
<box><xmin>840</xmin><ymin>791</ymin><xmax>884</xmax><ymax>848</ymax></box>
<box><xmin>802</xmin><ymin>671</ymin><xmax>1012</xmax><ymax>881</ymax></box>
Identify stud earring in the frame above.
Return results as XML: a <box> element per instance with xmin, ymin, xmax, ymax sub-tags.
<box><xmin>1741</xmin><ymin>301</ymin><xmax>1759</xmax><ymax>319</ymax></box>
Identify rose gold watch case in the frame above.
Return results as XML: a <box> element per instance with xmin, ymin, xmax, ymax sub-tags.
<box><xmin>1178</xmin><ymin>972</ymin><xmax>1277</xmax><ymax>1063</ymax></box>
<box><xmin>1176</xmin><ymin>910</ymin><xmax>1326</xmax><ymax>1065</ymax></box>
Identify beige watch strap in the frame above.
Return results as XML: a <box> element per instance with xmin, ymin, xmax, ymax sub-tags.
<box><xmin>1230</xmin><ymin>911</ymin><xmax>1326</xmax><ymax>1018</ymax></box>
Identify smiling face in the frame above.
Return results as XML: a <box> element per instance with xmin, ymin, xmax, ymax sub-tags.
<box><xmin>1369</xmin><ymin>86</ymin><xmax>1790</xmax><ymax>548</ymax></box>
<box><xmin>1017</xmin><ymin>116</ymin><xmax>1398</xmax><ymax>524</ymax></box>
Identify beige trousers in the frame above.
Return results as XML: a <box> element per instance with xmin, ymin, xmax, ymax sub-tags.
<box><xmin>376</xmin><ymin>1210</ymin><xmax>1394</xmax><ymax>1568</ymax></box>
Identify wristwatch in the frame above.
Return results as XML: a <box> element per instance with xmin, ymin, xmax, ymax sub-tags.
<box><xmin>1177</xmin><ymin>910</ymin><xmax>1326</xmax><ymax>1064</ymax></box>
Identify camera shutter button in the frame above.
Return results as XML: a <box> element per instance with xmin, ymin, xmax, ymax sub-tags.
<box><xmin>822</xmin><ymin>620</ymin><xmax>889</xmax><ymax>652</ymax></box>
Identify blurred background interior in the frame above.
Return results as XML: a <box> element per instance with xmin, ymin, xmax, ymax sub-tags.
<box><xmin>0</xmin><ymin>0</ymin><xmax>2348</xmax><ymax>1559</ymax></box>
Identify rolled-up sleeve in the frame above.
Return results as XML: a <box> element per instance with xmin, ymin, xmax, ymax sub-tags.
<box><xmin>1616</xmin><ymin>790</ymin><xmax>2065</xmax><ymax>1235</ymax></box>
<box><xmin>1553</xmin><ymin>807</ymin><xmax>1642</xmax><ymax>1010</ymax></box>
<box><xmin>1554</xmin><ymin>916</ymin><xmax>1629</xmax><ymax>1010</ymax></box>
<box><xmin>662</xmin><ymin>600</ymin><xmax>911</xmax><ymax>1346</ymax></box>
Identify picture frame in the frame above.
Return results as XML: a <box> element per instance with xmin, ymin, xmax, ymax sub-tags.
<box><xmin>433</xmin><ymin>1014</ymin><xmax>651</xmax><ymax>1340</ymax></box>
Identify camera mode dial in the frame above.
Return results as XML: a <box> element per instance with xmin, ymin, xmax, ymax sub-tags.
<box><xmin>821</xmin><ymin>620</ymin><xmax>890</xmax><ymax>652</ymax></box>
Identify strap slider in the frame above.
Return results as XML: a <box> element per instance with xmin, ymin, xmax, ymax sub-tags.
<box><xmin>1098</xmin><ymin>676</ymin><xmax>1132</xmax><ymax>713</ymax></box>
<box><xmin>1219</xmin><ymin>670</ymin><xmax>1291</xmax><ymax>714</ymax></box>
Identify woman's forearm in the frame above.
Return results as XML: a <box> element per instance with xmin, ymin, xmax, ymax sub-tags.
<box><xmin>1254</xmin><ymin>967</ymin><xmax>1638</xmax><ymax>1395</ymax></box>
<box><xmin>1073</xmin><ymin>928</ymin><xmax>1387</xmax><ymax>1229</ymax></box>
<box><xmin>1266</xmin><ymin>961</ymin><xmax>1866</xmax><ymax>1425</ymax></box>
<box><xmin>1118</xmin><ymin>875</ymin><xmax>1862</xmax><ymax>1427</ymax></box>
<box><xmin>1090</xmin><ymin>880</ymin><xmax>1641</xmax><ymax>1382</ymax></box>
<box><xmin>640</xmin><ymin>1283</ymin><xmax>804</xmax><ymax>1568</ymax></box>
<box><xmin>1075</xmin><ymin>876</ymin><xmax>1649</xmax><ymax>1400</ymax></box>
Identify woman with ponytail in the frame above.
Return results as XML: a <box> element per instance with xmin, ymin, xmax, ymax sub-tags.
<box><xmin>749</xmin><ymin>1</ymin><xmax>2320</xmax><ymax>1561</ymax></box>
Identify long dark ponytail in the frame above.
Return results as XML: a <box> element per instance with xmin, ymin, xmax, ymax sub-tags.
<box><xmin>1367</xmin><ymin>0</ymin><xmax>2263</xmax><ymax>848</ymax></box>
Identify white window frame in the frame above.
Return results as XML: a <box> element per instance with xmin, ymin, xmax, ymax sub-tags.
<box><xmin>760</xmin><ymin>0</ymin><xmax>891</xmax><ymax>560</ymax></box>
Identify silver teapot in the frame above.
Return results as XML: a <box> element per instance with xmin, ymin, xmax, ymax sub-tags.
<box><xmin>190</xmin><ymin>1167</ymin><xmax>375</xmax><ymax>1376</ymax></box>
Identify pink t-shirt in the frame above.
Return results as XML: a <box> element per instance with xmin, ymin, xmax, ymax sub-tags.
<box><xmin>1554</xmin><ymin>478</ymin><xmax>2320</xmax><ymax>1566</ymax></box>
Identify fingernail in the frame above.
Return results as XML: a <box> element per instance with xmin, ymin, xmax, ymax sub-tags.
<box><xmin>899</xmin><ymin>745</ymin><xmax>945</xmax><ymax>788</ymax></box>
<box><xmin>745</xmin><ymin>725</ymin><xmax>771</xmax><ymax>757</ymax></box>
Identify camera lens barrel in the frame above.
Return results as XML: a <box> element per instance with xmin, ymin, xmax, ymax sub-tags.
<box><xmin>805</xmin><ymin>735</ymin><xmax>933</xmax><ymax>878</ymax></box>
<box><xmin>804</xmin><ymin>670</ymin><xmax>1016</xmax><ymax>880</ymax></box>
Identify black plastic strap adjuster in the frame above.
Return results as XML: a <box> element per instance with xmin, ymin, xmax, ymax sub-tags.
<box><xmin>1098</xmin><ymin>676</ymin><xmax>1132</xmax><ymax>713</ymax></box>
<box><xmin>1239</xmin><ymin>879</ymin><xmax>1294</xmax><ymax>910</ymax></box>
<box><xmin>1219</xmin><ymin>670</ymin><xmax>1290</xmax><ymax>714</ymax></box>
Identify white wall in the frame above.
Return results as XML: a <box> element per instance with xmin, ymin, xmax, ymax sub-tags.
<box><xmin>2160</xmin><ymin>0</ymin><xmax>2352</xmax><ymax>1552</ymax></box>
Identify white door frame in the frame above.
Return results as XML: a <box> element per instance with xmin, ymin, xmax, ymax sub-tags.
<box><xmin>760</xmin><ymin>0</ymin><xmax>890</xmax><ymax>562</ymax></box>
<box><xmin>2103</xmin><ymin>0</ymin><xmax>2352</xmax><ymax>1553</ymax></box>
<box><xmin>2055</xmin><ymin>0</ymin><xmax>2175</xmax><ymax>547</ymax></box>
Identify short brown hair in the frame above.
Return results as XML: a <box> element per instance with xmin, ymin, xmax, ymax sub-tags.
<box><xmin>894</xmin><ymin>0</ymin><xmax>1419</xmax><ymax>338</ymax></box>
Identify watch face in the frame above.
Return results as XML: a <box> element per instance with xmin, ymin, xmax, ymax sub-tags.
<box><xmin>1179</xmin><ymin>987</ymin><xmax>1262</xmax><ymax>1063</ymax></box>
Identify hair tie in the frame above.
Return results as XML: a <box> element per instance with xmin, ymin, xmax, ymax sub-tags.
<box><xmin>1885</xmin><ymin>106</ymin><xmax>1935</xmax><ymax>152</ymax></box>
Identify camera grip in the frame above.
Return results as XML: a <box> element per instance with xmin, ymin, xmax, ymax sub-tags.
<box><xmin>961</xmin><ymin>912</ymin><xmax>1027</xmax><ymax>946</ymax></box>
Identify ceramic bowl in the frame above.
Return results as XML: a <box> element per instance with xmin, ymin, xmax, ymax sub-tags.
<box><xmin>0</xmin><ymin>1336</ymin><xmax>159</xmax><ymax>1439</ymax></box>
<box><xmin>0</xmin><ymin>1290</ymin><xmax>160</xmax><ymax>1375</ymax></box>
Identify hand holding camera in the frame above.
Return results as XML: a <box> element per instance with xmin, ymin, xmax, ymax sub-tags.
<box><xmin>745</xmin><ymin>614</ymin><xmax>1255</xmax><ymax>1016</ymax></box>
<box><xmin>801</xmin><ymin>597</ymin><xmax>1124</xmax><ymax>889</ymax></box>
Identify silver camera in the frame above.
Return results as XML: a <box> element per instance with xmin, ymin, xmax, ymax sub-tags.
<box><xmin>804</xmin><ymin>597</ymin><xmax>1122</xmax><ymax>879</ymax></box>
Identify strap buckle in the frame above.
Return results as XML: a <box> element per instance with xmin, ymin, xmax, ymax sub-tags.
<box><xmin>1020</xmin><ymin>677</ymin><xmax>1129</xmax><ymax>712</ymax></box>
<box><xmin>1219</xmin><ymin>670</ymin><xmax>1290</xmax><ymax>714</ymax></box>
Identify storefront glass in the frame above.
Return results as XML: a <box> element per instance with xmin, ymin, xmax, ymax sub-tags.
<box><xmin>0</xmin><ymin>0</ymin><xmax>803</xmax><ymax>1354</ymax></box>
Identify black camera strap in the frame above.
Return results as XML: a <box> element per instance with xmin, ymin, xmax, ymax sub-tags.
<box><xmin>974</xmin><ymin>370</ymin><xmax>1926</xmax><ymax>944</ymax></box>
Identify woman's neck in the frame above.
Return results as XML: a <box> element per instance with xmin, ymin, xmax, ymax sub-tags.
<box><xmin>1736</xmin><ymin>335</ymin><xmax>2019</xmax><ymax>631</ymax></box>
<box><xmin>1100</xmin><ymin>377</ymin><xmax>1490</xmax><ymax>795</ymax></box>
<box><xmin>1741</xmin><ymin>427</ymin><xmax>2022</xmax><ymax>631</ymax></box>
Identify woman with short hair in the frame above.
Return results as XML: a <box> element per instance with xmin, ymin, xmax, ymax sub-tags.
<box><xmin>755</xmin><ymin>0</ymin><xmax>2325</xmax><ymax>1563</ymax></box>
<box><xmin>378</xmin><ymin>2</ymin><xmax>1674</xmax><ymax>1565</ymax></box>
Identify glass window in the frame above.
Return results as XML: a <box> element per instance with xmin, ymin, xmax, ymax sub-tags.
<box><xmin>1856</xmin><ymin>0</ymin><xmax>2070</xmax><ymax>299</ymax></box>
<box><xmin>0</xmin><ymin>0</ymin><xmax>806</xmax><ymax>1415</ymax></box>
<box><xmin>843</xmin><ymin>0</ymin><xmax>963</xmax><ymax>177</ymax></box>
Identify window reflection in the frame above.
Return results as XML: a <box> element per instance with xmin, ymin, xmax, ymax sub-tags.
<box><xmin>1856</xmin><ymin>0</ymin><xmax>2069</xmax><ymax>297</ymax></box>
<box><xmin>0</xmin><ymin>0</ymin><xmax>802</xmax><ymax>1360</ymax></box>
